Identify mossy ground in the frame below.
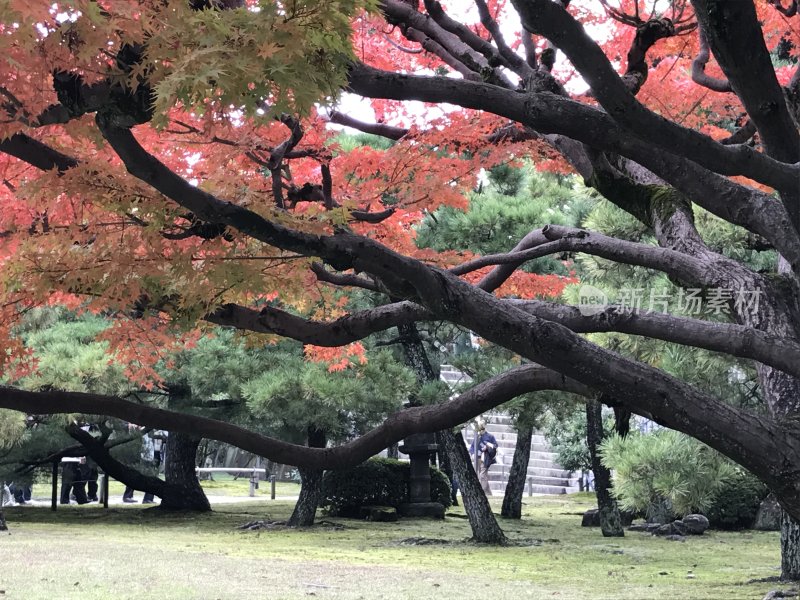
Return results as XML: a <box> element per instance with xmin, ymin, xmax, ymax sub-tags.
<box><xmin>0</xmin><ymin>492</ymin><xmax>785</xmax><ymax>599</ymax></box>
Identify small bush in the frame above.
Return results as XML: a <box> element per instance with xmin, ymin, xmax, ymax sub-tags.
<box><xmin>705</xmin><ymin>470</ymin><xmax>768</xmax><ymax>530</ymax></box>
<box><xmin>600</xmin><ymin>429</ymin><xmax>736</xmax><ymax>520</ymax></box>
<box><xmin>321</xmin><ymin>457</ymin><xmax>452</xmax><ymax>516</ymax></box>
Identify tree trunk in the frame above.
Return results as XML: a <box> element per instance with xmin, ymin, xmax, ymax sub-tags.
<box><xmin>435</xmin><ymin>431</ymin><xmax>457</xmax><ymax>506</ymax></box>
<box><xmin>387</xmin><ymin>443</ymin><xmax>399</xmax><ymax>459</ymax></box>
<box><xmin>782</xmin><ymin>511</ymin><xmax>800</xmax><ymax>581</ymax></box>
<box><xmin>586</xmin><ymin>400</ymin><xmax>623</xmax><ymax>537</ymax></box>
<box><xmin>162</xmin><ymin>432</ymin><xmax>210</xmax><ymax>511</ymax></box>
<box><xmin>288</xmin><ymin>427</ymin><xmax>326</xmax><ymax>527</ymax></box>
<box><xmin>67</xmin><ymin>425</ymin><xmax>211</xmax><ymax>511</ymax></box>
<box><xmin>501</xmin><ymin>422</ymin><xmax>533</xmax><ymax>519</ymax></box>
<box><xmin>757</xmin><ymin>335</ymin><xmax>800</xmax><ymax>578</ymax></box>
<box><xmin>441</xmin><ymin>429</ymin><xmax>507</xmax><ymax>544</ymax></box>
<box><xmin>396</xmin><ymin>322</ymin><xmax>504</xmax><ymax>542</ymax></box>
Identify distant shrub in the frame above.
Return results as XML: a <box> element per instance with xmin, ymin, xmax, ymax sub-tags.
<box><xmin>321</xmin><ymin>457</ymin><xmax>452</xmax><ymax>516</ymax></box>
<box><xmin>705</xmin><ymin>470</ymin><xmax>768</xmax><ymax>530</ymax></box>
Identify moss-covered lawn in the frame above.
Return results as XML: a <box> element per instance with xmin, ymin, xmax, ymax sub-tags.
<box><xmin>0</xmin><ymin>493</ymin><xmax>785</xmax><ymax>599</ymax></box>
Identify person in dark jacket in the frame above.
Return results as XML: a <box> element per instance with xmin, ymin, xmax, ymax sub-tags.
<box><xmin>470</xmin><ymin>421</ymin><xmax>498</xmax><ymax>496</ymax></box>
<box><xmin>60</xmin><ymin>457</ymin><xmax>89</xmax><ymax>504</ymax></box>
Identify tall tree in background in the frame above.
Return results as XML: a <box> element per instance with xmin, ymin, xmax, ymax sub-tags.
<box><xmin>1</xmin><ymin>0</ymin><xmax>800</xmax><ymax>576</ymax></box>
<box><xmin>242</xmin><ymin>348</ymin><xmax>414</xmax><ymax>525</ymax></box>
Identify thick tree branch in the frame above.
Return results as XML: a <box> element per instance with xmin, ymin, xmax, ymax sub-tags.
<box><xmin>326</xmin><ymin>110</ymin><xmax>407</xmax><ymax>140</ymax></box>
<box><xmin>350</xmin><ymin>207</ymin><xmax>396</xmax><ymax>223</ymax></box>
<box><xmin>65</xmin><ymin>424</ymin><xmax>180</xmax><ymax>503</ymax></box>
<box><xmin>205</xmin><ymin>301</ymin><xmax>427</xmax><ymax>345</ymax></box>
<box><xmin>0</xmin><ymin>366</ymin><xmax>589</xmax><ymax>470</ymax></box>
<box><xmin>721</xmin><ymin>120</ymin><xmax>757</xmax><ymax>145</ymax></box>
<box><xmin>0</xmin><ymin>133</ymin><xmax>79</xmax><ymax>173</ymax></box>
<box><xmin>404</xmin><ymin>27</ymin><xmax>482</xmax><ymax>80</ymax></box>
<box><xmin>310</xmin><ymin>263</ymin><xmax>382</xmax><ymax>292</ymax></box>
<box><xmin>691</xmin><ymin>25</ymin><xmax>732</xmax><ymax>93</ymax></box>
<box><xmin>423</xmin><ymin>0</ymin><xmax>529</xmax><ymax>77</ymax></box>
<box><xmin>268</xmin><ymin>115</ymin><xmax>303</xmax><ymax>209</ymax></box>
<box><xmin>513</xmin><ymin>300</ymin><xmax>800</xmax><ymax>380</ymax></box>
<box><xmin>450</xmin><ymin>224</ymin><xmax>715</xmax><ymax>286</ymax></box>
<box><xmin>520</xmin><ymin>31</ymin><xmax>538</xmax><ymax>69</ymax></box>
<box><xmin>206</xmin><ymin>295</ymin><xmax>800</xmax><ymax>381</ymax></box>
<box><xmin>621</xmin><ymin>18</ymin><xmax>681</xmax><ymax>95</ymax></box>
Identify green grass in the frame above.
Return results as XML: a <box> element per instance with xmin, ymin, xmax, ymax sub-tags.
<box><xmin>0</xmin><ymin>493</ymin><xmax>785</xmax><ymax>600</ymax></box>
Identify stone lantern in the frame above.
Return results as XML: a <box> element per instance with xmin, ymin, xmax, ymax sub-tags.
<box><xmin>398</xmin><ymin>432</ymin><xmax>445</xmax><ymax>519</ymax></box>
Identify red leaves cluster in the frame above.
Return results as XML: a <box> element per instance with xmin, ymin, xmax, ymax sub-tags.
<box><xmin>304</xmin><ymin>342</ymin><xmax>367</xmax><ymax>372</ymax></box>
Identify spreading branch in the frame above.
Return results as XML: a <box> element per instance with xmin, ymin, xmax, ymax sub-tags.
<box><xmin>346</xmin><ymin>63</ymin><xmax>800</xmax><ymax>268</ymax></box>
<box><xmin>505</xmin><ymin>1</ymin><xmax>799</xmax><ymax>193</ymax></box>
<box><xmin>205</xmin><ymin>295</ymin><xmax>800</xmax><ymax>380</ymax></box>
<box><xmin>0</xmin><ymin>366</ymin><xmax>590</xmax><ymax>470</ymax></box>
<box><xmin>691</xmin><ymin>25</ymin><xmax>732</xmax><ymax>93</ymax></box>
<box><xmin>450</xmin><ymin>224</ymin><xmax>715</xmax><ymax>286</ymax></box>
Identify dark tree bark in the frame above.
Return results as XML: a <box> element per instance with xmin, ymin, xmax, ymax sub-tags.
<box><xmin>288</xmin><ymin>426</ymin><xmax>327</xmax><ymax>527</ymax></box>
<box><xmin>586</xmin><ymin>400</ymin><xmax>623</xmax><ymax>537</ymax></box>
<box><xmin>782</xmin><ymin>511</ymin><xmax>800</xmax><ymax>581</ymax></box>
<box><xmin>397</xmin><ymin>322</ymin><xmax>438</xmax><ymax>382</ymax></box>
<box><xmin>501</xmin><ymin>422</ymin><xmax>533</xmax><ymax>519</ymax></box>
<box><xmin>613</xmin><ymin>407</ymin><xmax>631</xmax><ymax>438</ymax></box>
<box><xmin>441</xmin><ymin>429</ymin><xmax>507</xmax><ymax>544</ymax></box>
<box><xmin>162</xmin><ymin>431</ymin><xmax>210</xmax><ymax>512</ymax></box>
<box><xmin>435</xmin><ymin>430</ymin><xmax>457</xmax><ymax>506</ymax></box>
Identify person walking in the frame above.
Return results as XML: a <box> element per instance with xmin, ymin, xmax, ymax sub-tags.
<box><xmin>141</xmin><ymin>431</ymin><xmax>166</xmax><ymax>504</ymax></box>
<box><xmin>470</xmin><ymin>420</ymin><xmax>498</xmax><ymax>496</ymax></box>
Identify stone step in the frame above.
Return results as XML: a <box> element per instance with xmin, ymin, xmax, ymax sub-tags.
<box><xmin>480</xmin><ymin>437</ymin><xmax>553</xmax><ymax>453</ymax></box>
<box><xmin>486</xmin><ymin>414</ymin><xmax>513</xmax><ymax>426</ymax></box>
<box><xmin>528</xmin><ymin>475</ymin><xmax>573</xmax><ymax>486</ymax></box>
<box><xmin>530</xmin><ymin>451</ymin><xmax>559</xmax><ymax>460</ymax></box>
<box><xmin>528</xmin><ymin>463</ymin><xmax>561</xmax><ymax>472</ymax></box>
<box><xmin>488</xmin><ymin>472</ymin><xmax>572</xmax><ymax>485</ymax></box>
<box><xmin>528</xmin><ymin>484</ymin><xmax>567</xmax><ymax>495</ymax></box>
<box><xmin>487</xmin><ymin>467</ymin><xmax>573</xmax><ymax>482</ymax></box>
<box><xmin>486</xmin><ymin>482</ymin><xmax>577</xmax><ymax>495</ymax></box>
<box><xmin>526</xmin><ymin>467</ymin><xmax>571</xmax><ymax>479</ymax></box>
<box><xmin>493</xmin><ymin>426</ymin><xmax>516</xmax><ymax>434</ymax></box>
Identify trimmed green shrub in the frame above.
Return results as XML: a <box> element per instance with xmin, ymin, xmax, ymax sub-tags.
<box><xmin>321</xmin><ymin>457</ymin><xmax>452</xmax><ymax>516</ymax></box>
<box><xmin>705</xmin><ymin>469</ymin><xmax>768</xmax><ymax>530</ymax></box>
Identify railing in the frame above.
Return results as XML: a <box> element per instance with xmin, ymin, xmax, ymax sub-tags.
<box><xmin>195</xmin><ymin>467</ymin><xmax>275</xmax><ymax>498</ymax></box>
